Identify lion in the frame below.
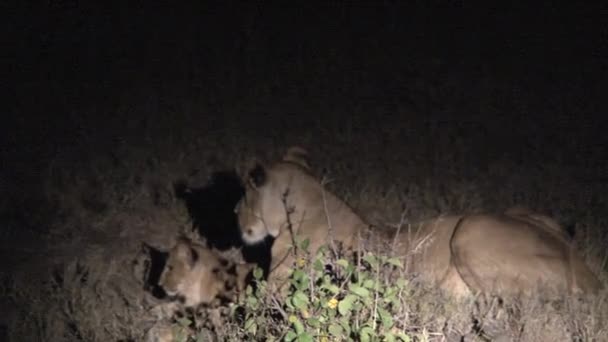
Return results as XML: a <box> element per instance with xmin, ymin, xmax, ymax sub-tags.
<box><xmin>235</xmin><ymin>146</ymin><xmax>369</xmax><ymax>287</ymax></box>
<box><xmin>401</xmin><ymin>210</ymin><xmax>602</xmax><ymax>297</ymax></box>
<box><xmin>158</xmin><ymin>237</ymin><xmax>240</xmax><ymax>308</ymax></box>
<box><xmin>235</xmin><ymin>146</ymin><xmax>602</xmax><ymax>297</ymax></box>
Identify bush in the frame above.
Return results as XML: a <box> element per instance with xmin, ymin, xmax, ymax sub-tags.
<box><xmin>168</xmin><ymin>236</ymin><xmax>414</xmax><ymax>341</ymax></box>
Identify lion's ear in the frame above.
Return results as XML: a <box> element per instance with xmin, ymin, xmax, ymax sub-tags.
<box><xmin>283</xmin><ymin>146</ymin><xmax>310</xmax><ymax>170</ymax></box>
<box><xmin>175</xmin><ymin>242</ymin><xmax>198</xmax><ymax>269</ymax></box>
<box><xmin>248</xmin><ymin>163</ymin><xmax>267</xmax><ymax>188</ymax></box>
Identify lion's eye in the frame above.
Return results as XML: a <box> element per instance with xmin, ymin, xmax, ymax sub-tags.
<box><xmin>246</xmin><ymin>228</ymin><xmax>253</xmax><ymax>236</ymax></box>
<box><xmin>211</xmin><ymin>267</ymin><xmax>220</xmax><ymax>275</ymax></box>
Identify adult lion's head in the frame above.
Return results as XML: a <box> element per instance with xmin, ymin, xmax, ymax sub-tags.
<box><xmin>234</xmin><ymin>147</ymin><xmax>368</xmax><ymax>286</ymax></box>
<box><xmin>235</xmin><ymin>146</ymin><xmax>316</xmax><ymax>245</ymax></box>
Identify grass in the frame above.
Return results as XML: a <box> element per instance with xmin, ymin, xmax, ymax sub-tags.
<box><xmin>3</xmin><ymin>6</ymin><xmax>607</xmax><ymax>339</ymax></box>
<box><xmin>3</xmin><ymin>85</ymin><xmax>607</xmax><ymax>340</ymax></box>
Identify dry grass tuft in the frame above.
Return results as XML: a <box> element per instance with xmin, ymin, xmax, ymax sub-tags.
<box><xmin>4</xmin><ymin>55</ymin><xmax>607</xmax><ymax>341</ymax></box>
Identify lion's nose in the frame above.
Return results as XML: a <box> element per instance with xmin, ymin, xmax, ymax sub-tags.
<box><xmin>245</xmin><ymin>228</ymin><xmax>253</xmax><ymax>235</ymax></box>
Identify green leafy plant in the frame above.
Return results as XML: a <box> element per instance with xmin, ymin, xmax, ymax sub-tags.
<box><xmin>236</xmin><ymin>237</ymin><xmax>413</xmax><ymax>342</ymax></box>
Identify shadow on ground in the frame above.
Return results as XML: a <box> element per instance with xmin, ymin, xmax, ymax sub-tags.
<box><xmin>142</xmin><ymin>244</ymin><xmax>168</xmax><ymax>299</ymax></box>
<box><xmin>174</xmin><ymin>171</ymin><xmax>271</xmax><ymax>275</ymax></box>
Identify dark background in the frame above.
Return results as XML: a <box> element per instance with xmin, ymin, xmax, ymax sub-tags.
<box><xmin>3</xmin><ymin>2</ymin><xmax>608</xmax><ymax>230</ymax></box>
<box><xmin>2</xmin><ymin>3</ymin><xmax>608</xmax><ymax>340</ymax></box>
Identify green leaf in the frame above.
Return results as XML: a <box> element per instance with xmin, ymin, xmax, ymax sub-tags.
<box><xmin>386</xmin><ymin>257</ymin><xmax>403</xmax><ymax>268</ymax></box>
<box><xmin>395</xmin><ymin>278</ymin><xmax>407</xmax><ymax>289</ymax></box>
<box><xmin>176</xmin><ymin>317</ymin><xmax>191</xmax><ymax>327</ymax></box>
<box><xmin>363</xmin><ymin>279</ymin><xmax>376</xmax><ymax>289</ymax></box>
<box><xmin>336</xmin><ymin>259</ymin><xmax>349</xmax><ymax>268</ymax></box>
<box><xmin>297</xmin><ymin>332</ymin><xmax>314</xmax><ymax>342</ymax></box>
<box><xmin>359</xmin><ymin>326</ymin><xmax>375</xmax><ymax>342</ymax></box>
<box><xmin>383</xmin><ymin>333</ymin><xmax>396</xmax><ymax>342</ymax></box>
<box><xmin>328</xmin><ymin>324</ymin><xmax>344</xmax><ymax>337</ymax></box>
<box><xmin>300</xmin><ymin>238</ymin><xmax>310</xmax><ymax>251</ymax></box>
<box><xmin>362</xmin><ymin>254</ymin><xmax>379</xmax><ymax>269</ymax></box>
<box><xmin>244</xmin><ymin>318</ymin><xmax>257</xmax><ymax>335</ymax></box>
<box><xmin>378</xmin><ymin>307</ymin><xmax>394</xmax><ymax>329</ymax></box>
<box><xmin>290</xmin><ymin>315</ymin><xmax>305</xmax><ymax>334</ymax></box>
<box><xmin>196</xmin><ymin>331</ymin><xmax>207</xmax><ymax>342</ymax></box>
<box><xmin>291</xmin><ymin>291</ymin><xmax>310</xmax><ymax>309</ymax></box>
<box><xmin>284</xmin><ymin>331</ymin><xmax>297</xmax><ymax>342</ymax></box>
<box><xmin>246</xmin><ymin>295</ymin><xmax>258</xmax><ymax>309</ymax></box>
<box><xmin>292</xmin><ymin>269</ymin><xmax>306</xmax><ymax>280</ymax></box>
<box><xmin>339</xmin><ymin>317</ymin><xmax>352</xmax><ymax>335</ymax></box>
<box><xmin>320</xmin><ymin>283</ymin><xmax>340</xmax><ymax>294</ymax></box>
<box><xmin>396</xmin><ymin>332</ymin><xmax>411</xmax><ymax>342</ymax></box>
<box><xmin>348</xmin><ymin>283</ymin><xmax>370</xmax><ymax>298</ymax></box>
<box><xmin>172</xmin><ymin>325</ymin><xmax>188</xmax><ymax>342</ymax></box>
<box><xmin>253</xmin><ymin>266</ymin><xmax>264</xmax><ymax>280</ymax></box>
<box><xmin>314</xmin><ymin>259</ymin><xmax>325</xmax><ymax>271</ymax></box>
<box><xmin>307</xmin><ymin>317</ymin><xmax>321</xmax><ymax>328</ymax></box>
<box><xmin>316</xmin><ymin>245</ymin><xmax>328</xmax><ymax>255</ymax></box>
<box><xmin>338</xmin><ymin>294</ymin><xmax>357</xmax><ymax>316</ymax></box>
<box><xmin>383</xmin><ymin>288</ymin><xmax>397</xmax><ymax>303</ymax></box>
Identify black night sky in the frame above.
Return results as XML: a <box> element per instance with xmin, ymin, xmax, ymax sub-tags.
<box><xmin>1</xmin><ymin>2</ymin><xmax>608</xmax><ymax>341</ymax></box>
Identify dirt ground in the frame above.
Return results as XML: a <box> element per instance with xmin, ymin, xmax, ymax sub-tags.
<box><xmin>2</xmin><ymin>3</ymin><xmax>607</xmax><ymax>341</ymax></box>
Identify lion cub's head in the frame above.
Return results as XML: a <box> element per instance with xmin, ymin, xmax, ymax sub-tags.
<box><xmin>158</xmin><ymin>238</ymin><xmax>237</xmax><ymax>307</ymax></box>
<box><xmin>235</xmin><ymin>146</ymin><xmax>312</xmax><ymax>245</ymax></box>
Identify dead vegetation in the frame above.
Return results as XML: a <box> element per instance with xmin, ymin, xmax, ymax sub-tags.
<box><xmin>3</xmin><ymin>5</ymin><xmax>607</xmax><ymax>341</ymax></box>
<box><xmin>2</xmin><ymin>100</ymin><xmax>606</xmax><ymax>340</ymax></box>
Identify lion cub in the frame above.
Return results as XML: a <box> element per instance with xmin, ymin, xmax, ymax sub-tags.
<box><xmin>158</xmin><ymin>237</ymin><xmax>239</xmax><ymax>308</ymax></box>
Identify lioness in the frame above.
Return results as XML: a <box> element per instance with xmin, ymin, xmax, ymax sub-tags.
<box><xmin>235</xmin><ymin>146</ymin><xmax>602</xmax><ymax>297</ymax></box>
<box><xmin>235</xmin><ymin>146</ymin><xmax>368</xmax><ymax>287</ymax></box>
<box><xmin>158</xmin><ymin>237</ymin><xmax>239</xmax><ymax>307</ymax></box>
<box><xmin>403</xmin><ymin>211</ymin><xmax>602</xmax><ymax>297</ymax></box>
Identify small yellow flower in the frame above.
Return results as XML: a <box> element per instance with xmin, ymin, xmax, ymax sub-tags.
<box><xmin>297</xmin><ymin>258</ymin><xmax>306</xmax><ymax>267</ymax></box>
<box><xmin>320</xmin><ymin>337</ymin><xmax>329</xmax><ymax>342</ymax></box>
<box><xmin>288</xmin><ymin>315</ymin><xmax>298</xmax><ymax>323</ymax></box>
<box><xmin>300</xmin><ymin>308</ymin><xmax>310</xmax><ymax>319</ymax></box>
<box><xmin>327</xmin><ymin>298</ymin><xmax>338</xmax><ymax>309</ymax></box>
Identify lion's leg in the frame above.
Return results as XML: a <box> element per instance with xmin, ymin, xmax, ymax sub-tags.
<box><xmin>438</xmin><ymin>261</ymin><xmax>472</xmax><ymax>298</ymax></box>
<box><xmin>568</xmin><ymin>250</ymin><xmax>603</xmax><ymax>294</ymax></box>
<box><xmin>267</xmin><ymin>262</ymin><xmax>293</xmax><ymax>297</ymax></box>
<box><xmin>267</xmin><ymin>238</ymin><xmax>296</xmax><ymax>295</ymax></box>
<box><xmin>449</xmin><ymin>215</ymin><xmax>572</xmax><ymax>296</ymax></box>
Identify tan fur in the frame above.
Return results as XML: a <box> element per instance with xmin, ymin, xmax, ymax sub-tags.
<box><xmin>235</xmin><ymin>147</ymin><xmax>368</xmax><ymax>287</ymax></box>
<box><xmin>282</xmin><ymin>146</ymin><xmax>311</xmax><ymax>170</ymax></box>
<box><xmin>235</xmin><ymin>147</ymin><xmax>602</xmax><ymax>297</ymax></box>
<box><xmin>144</xmin><ymin>320</ymin><xmax>174</xmax><ymax>342</ymax></box>
<box><xmin>398</xmin><ymin>210</ymin><xmax>602</xmax><ymax>297</ymax></box>
<box><xmin>158</xmin><ymin>238</ymin><xmax>237</xmax><ymax>307</ymax></box>
<box><xmin>504</xmin><ymin>206</ymin><xmax>564</xmax><ymax>235</ymax></box>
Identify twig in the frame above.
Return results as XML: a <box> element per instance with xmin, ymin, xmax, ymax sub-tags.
<box><xmin>281</xmin><ymin>188</ymin><xmax>298</xmax><ymax>257</ymax></box>
<box><xmin>372</xmin><ymin>244</ymin><xmax>380</xmax><ymax>331</ymax></box>
<box><xmin>391</xmin><ymin>209</ymin><xmax>408</xmax><ymax>257</ymax></box>
<box><xmin>269</xmin><ymin>291</ymin><xmax>288</xmax><ymax>321</ymax></box>
<box><xmin>320</xmin><ymin>176</ymin><xmax>339</xmax><ymax>260</ymax></box>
